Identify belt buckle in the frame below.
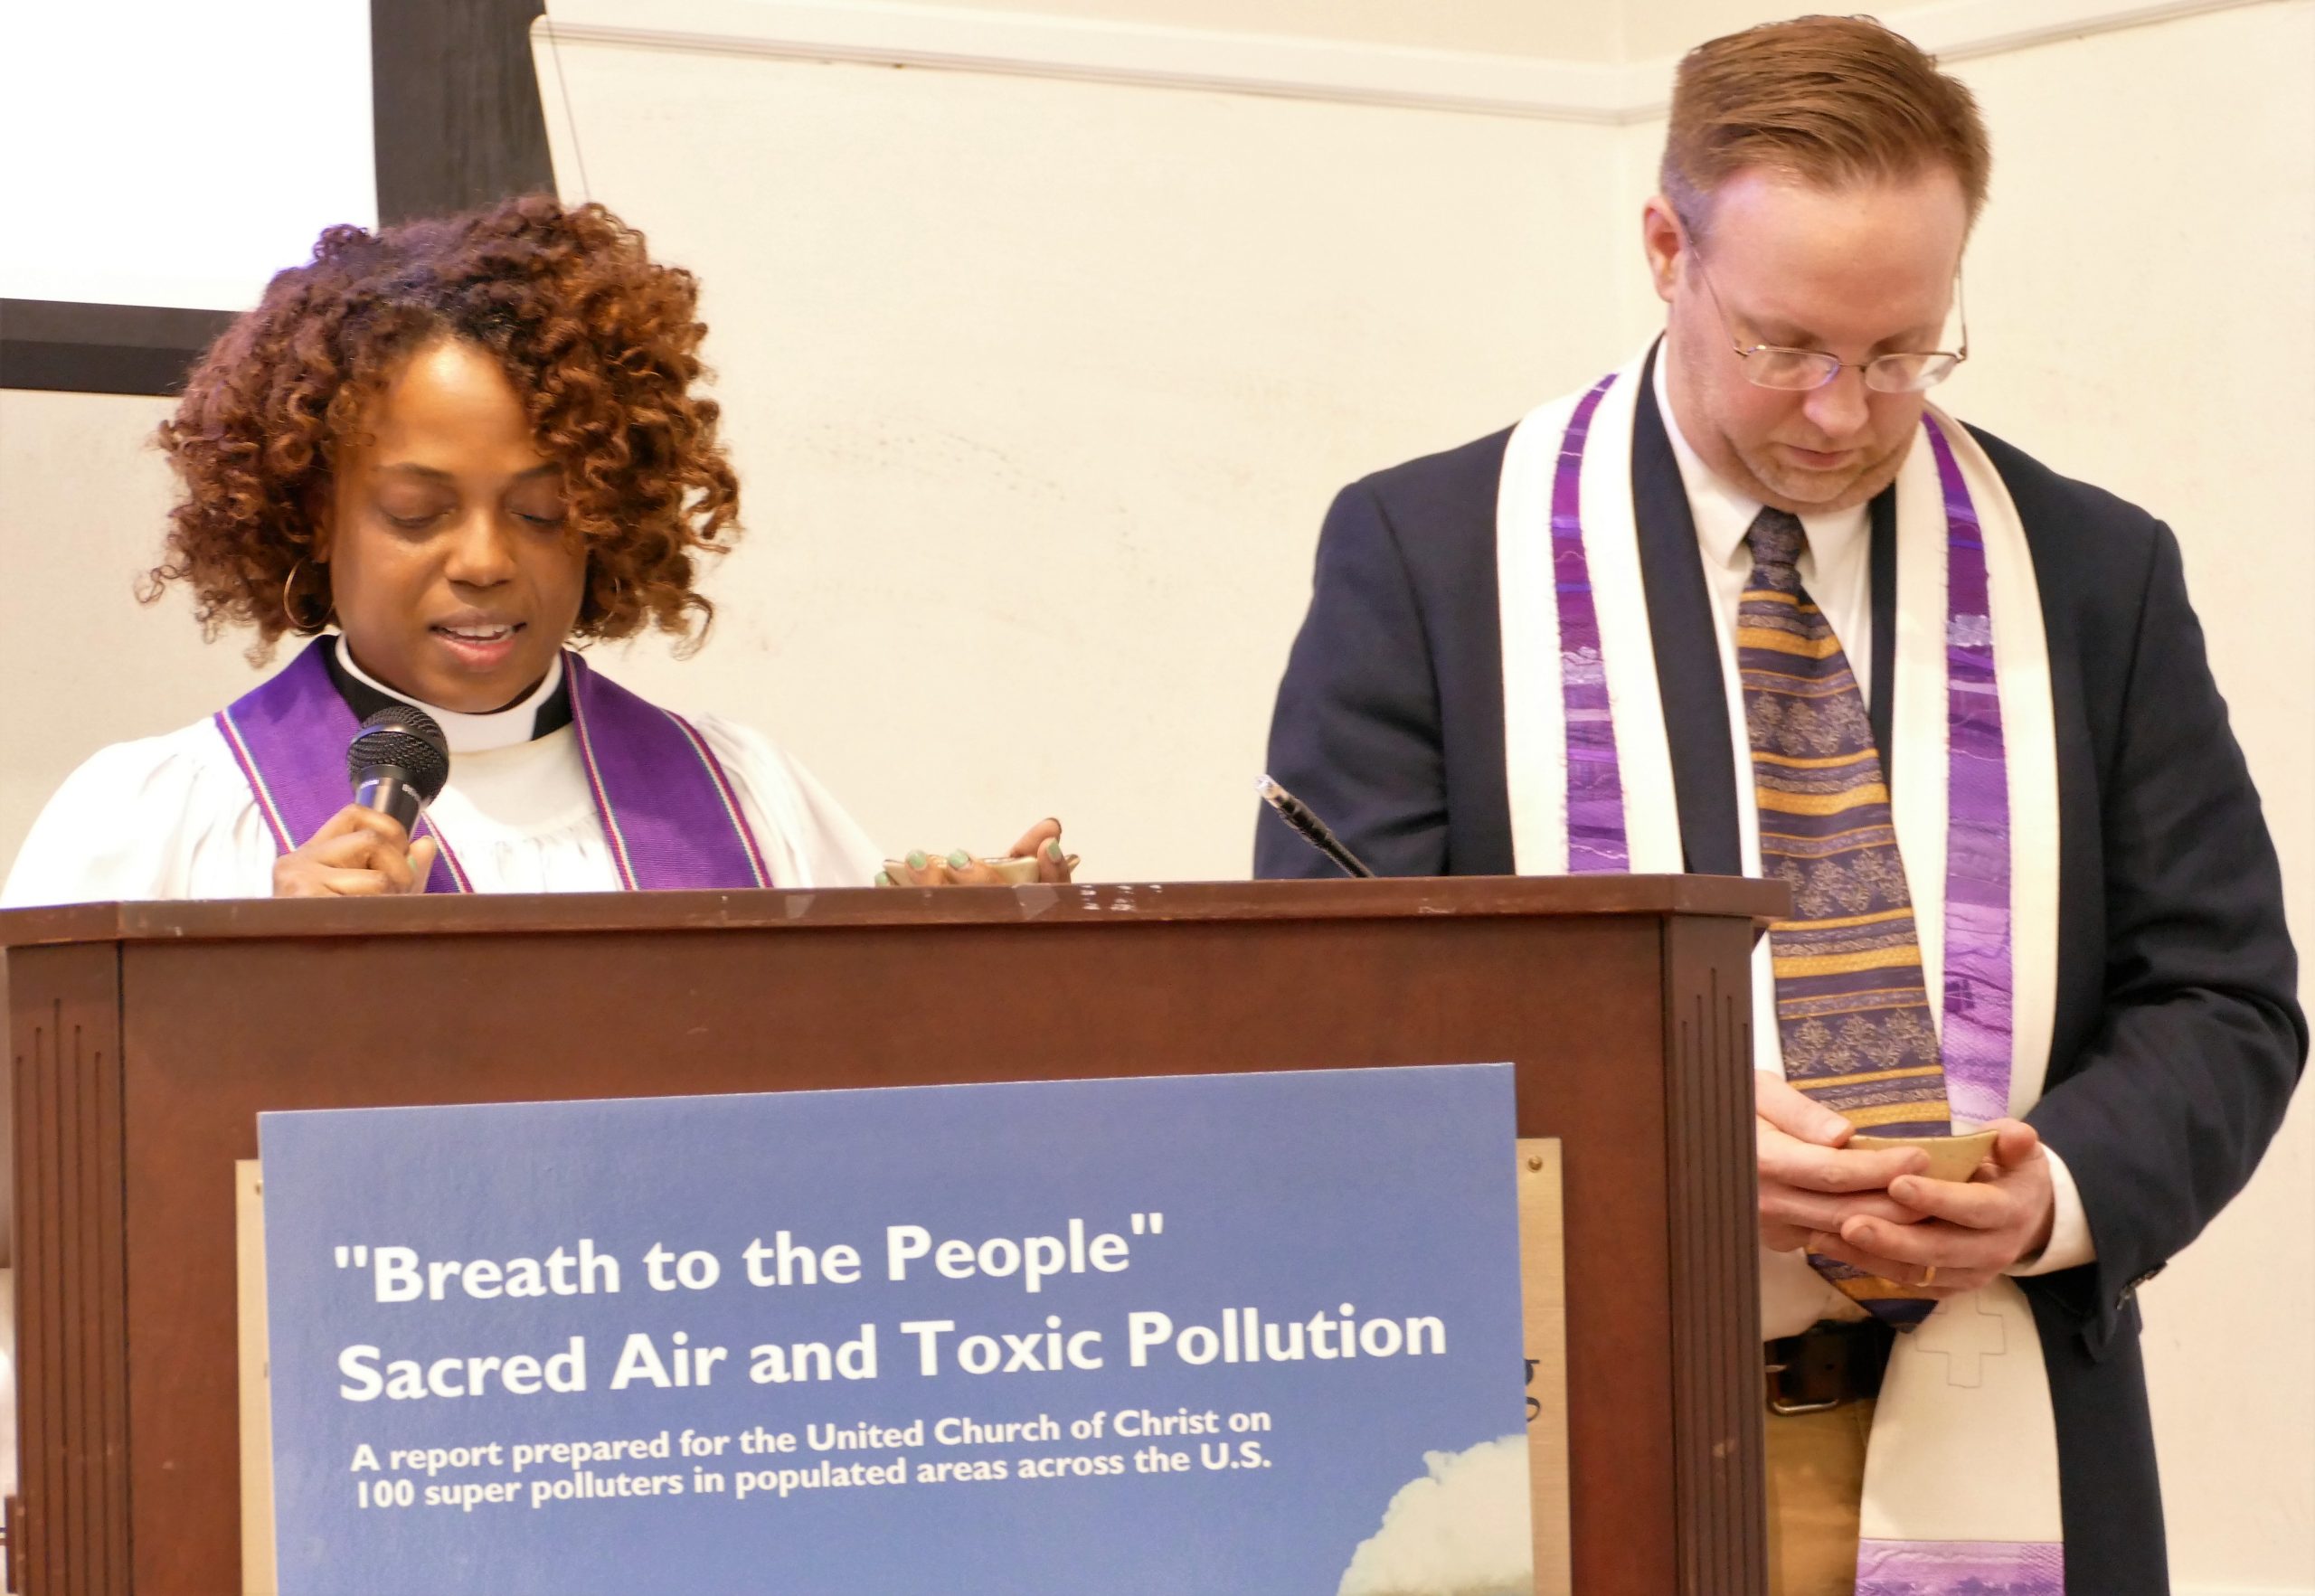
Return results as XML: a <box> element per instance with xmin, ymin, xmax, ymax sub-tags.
<box><xmin>1764</xmin><ymin>1355</ymin><xmax>1843</xmax><ymax>1415</ymax></box>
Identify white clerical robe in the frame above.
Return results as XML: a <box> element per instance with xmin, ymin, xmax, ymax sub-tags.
<box><xmin>1</xmin><ymin>645</ymin><xmax>884</xmax><ymax>907</ymax></box>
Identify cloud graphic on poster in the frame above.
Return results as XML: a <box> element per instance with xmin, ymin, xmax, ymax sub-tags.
<box><xmin>1337</xmin><ymin>1434</ymin><xmax>1532</xmax><ymax>1596</ymax></box>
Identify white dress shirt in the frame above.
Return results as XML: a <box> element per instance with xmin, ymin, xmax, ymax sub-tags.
<box><xmin>1649</xmin><ymin>354</ymin><xmax>2094</xmax><ymax>1340</ymax></box>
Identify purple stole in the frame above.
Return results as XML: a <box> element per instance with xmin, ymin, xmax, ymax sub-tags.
<box><xmin>213</xmin><ymin>638</ymin><xmax>771</xmax><ymax>892</ymax></box>
<box><xmin>1549</xmin><ymin>373</ymin><xmax>1629</xmax><ymax>871</ymax></box>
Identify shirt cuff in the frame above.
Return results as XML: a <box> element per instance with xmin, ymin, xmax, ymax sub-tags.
<box><xmin>2007</xmin><ymin>1144</ymin><xmax>2095</xmax><ymax>1276</ymax></box>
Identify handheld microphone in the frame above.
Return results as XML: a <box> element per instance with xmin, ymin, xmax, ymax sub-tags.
<box><xmin>346</xmin><ymin>704</ymin><xmax>451</xmax><ymax>834</ymax></box>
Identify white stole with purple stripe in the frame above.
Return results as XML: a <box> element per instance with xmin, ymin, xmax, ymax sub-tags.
<box><xmin>216</xmin><ymin>638</ymin><xmax>772</xmax><ymax>892</ymax></box>
<box><xmin>1497</xmin><ymin>350</ymin><xmax>2070</xmax><ymax>1591</ymax></box>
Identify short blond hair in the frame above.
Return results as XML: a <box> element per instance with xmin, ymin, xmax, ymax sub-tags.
<box><xmin>1661</xmin><ymin>15</ymin><xmax>1990</xmax><ymax>236</ymax></box>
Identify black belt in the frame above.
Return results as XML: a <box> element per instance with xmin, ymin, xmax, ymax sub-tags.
<box><xmin>1765</xmin><ymin>1318</ymin><xmax>1894</xmax><ymax>1415</ymax></box>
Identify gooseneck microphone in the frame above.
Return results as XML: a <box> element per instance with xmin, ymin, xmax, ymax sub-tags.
<box><xmin>346</xmin><ymin>704</ymin><xmax>451</xmax><ymax>833</ymax></box>
<box><xmin>1256</xmin><ymin>775</ymin><xmax>1375</xmax><ymax>878</ymax></box>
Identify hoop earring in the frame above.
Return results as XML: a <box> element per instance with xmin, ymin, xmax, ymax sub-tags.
<box><xmin>282</xmin><ymin>558</ymin><xmax>334</xmax><ymax>633</ymax></box>
<box><xmin>590</xmin><ymin>564</ymin><xmax>626</xmax><ymax>620</ymax></box>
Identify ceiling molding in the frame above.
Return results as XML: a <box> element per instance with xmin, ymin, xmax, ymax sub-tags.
<box><xmin>538</xmin><ymin>0</ymin><xmax>2277</xmax><ymax>123</ymax></box>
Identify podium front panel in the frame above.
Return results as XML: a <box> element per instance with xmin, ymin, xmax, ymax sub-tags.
<box><xmin>4</xmin><ymin>876</ymin><xmax>1778</xmax><ymax>1596</ymax></box>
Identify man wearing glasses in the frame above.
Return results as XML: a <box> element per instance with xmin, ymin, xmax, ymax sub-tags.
<box><xmin>1256</xmin><ymin>15</ymin><xmax>2300</xmax><ymax>1596</ymax></box>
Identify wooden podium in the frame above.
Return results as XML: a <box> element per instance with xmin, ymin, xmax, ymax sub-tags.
<box><xmin>2</xmin><ymin>874</ymin><xmax>1781</xmax><ymax>1596</ymax></box>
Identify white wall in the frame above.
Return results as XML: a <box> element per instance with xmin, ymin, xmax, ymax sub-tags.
<box><xmin>1621</xmin><ymin>0</ymin><xmax>1819</xmax><ymax>64</ymax></box>
<box><xmin>0</xmin><ymin>390</ymin><xmax>266</xmax><ymax>863</ymax></box>
<box><xmin>3</xmin><ymin>2</ymin><xmax>2309</xmax><ymax>1588</ymax></box>
<box><xmin>887</xmin><ymin>0</ymin><xmax>1623</xmax><ymax>61</ymax></box>
<box><xmin>527</xmin><ymin>29</ymin><xmax>1631</xmax><ymax>880</ymax></box>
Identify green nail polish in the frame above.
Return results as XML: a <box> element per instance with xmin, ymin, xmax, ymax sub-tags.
<box><xmin>1044</xmin><ymin>839</ymin><xmax>1063</xmax><ymax>862</ymax></box>
<box><xmin>874</xmin><ymin>870</ymin><xmax>893</xmax><ymax>886</ymax></box>
<box><xmin>948</xmin><ymin>850</ymin><xmax>972</xmax><ymax>870</ymax></box>
<box><xmin>906</xmin><ymin>851</ymin><xmax>927</xmax><ymax>870</ymax></box>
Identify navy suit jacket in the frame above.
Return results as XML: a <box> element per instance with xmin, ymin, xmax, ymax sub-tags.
<box><xmin>1255</xmin><ymin>351</ymin><xmax>2305</xmax><ymax>1589</ymax></box>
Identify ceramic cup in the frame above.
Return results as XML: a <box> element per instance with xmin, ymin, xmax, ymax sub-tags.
<box><xmin>1846</xmin><ymin>1127</ymin><xmax>1999</xmax><ymax>1182</ymax></box>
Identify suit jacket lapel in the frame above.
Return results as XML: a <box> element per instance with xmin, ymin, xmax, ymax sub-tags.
<box><xmin>1869</xmin><ymin>486</ymin><xmax>1898</xmax><ymax>773</ymax></box>
<box><xmin>1632</xmin><ymin>345</ymin><xmax>1744</xmax><ymax>876</ymax></box>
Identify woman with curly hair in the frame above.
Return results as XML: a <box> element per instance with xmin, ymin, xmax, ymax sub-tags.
<box><xmin>2</xmin><ymin>196</ymin><xmax>1066</xmax><ymax>903</ymax></box>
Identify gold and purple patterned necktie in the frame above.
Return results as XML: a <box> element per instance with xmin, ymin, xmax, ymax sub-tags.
<box><xmin>1740</xmin><ymin>506</ymin><xmax>1949</xmax><ymax>1327</ymax></box>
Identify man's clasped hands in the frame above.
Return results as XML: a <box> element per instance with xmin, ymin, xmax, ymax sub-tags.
<box><xmin>1755</xmin><ymin>1072</ymin><xmax>2058</xmax><ymax>1293</ymax></box>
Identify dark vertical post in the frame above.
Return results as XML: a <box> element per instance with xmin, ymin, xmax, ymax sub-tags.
<box><xmin>371</xmin><ymin>0</ymin><xmax>554</xmax><ymax>225</ymax></box>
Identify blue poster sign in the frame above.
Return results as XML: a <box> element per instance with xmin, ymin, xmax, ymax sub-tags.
<box><xmin>260</xmin><ymin>1063</ymin><xmax>1531</xmax><ymax>1595</ymax></box>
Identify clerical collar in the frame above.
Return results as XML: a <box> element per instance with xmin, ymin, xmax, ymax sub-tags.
<box><xmin>324</xmin><ymin>635</ymin><xmax>574</xmax><ymax>753</ymax></box>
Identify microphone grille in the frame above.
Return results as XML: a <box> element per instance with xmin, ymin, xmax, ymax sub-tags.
<box><xmin>347</xmin><ymin>704</ymin><xmax>451</xmax><ymax>803</ymax></box>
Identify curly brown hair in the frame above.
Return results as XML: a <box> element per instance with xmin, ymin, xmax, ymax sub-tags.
<box><xmin>149</xmin><ymin>194</ymin><xmax>741</xmax><ymax>651</ymax></box>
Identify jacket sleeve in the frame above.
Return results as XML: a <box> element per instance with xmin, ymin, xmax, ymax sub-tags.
<box><xmin>2023</xmin><ymin>521</ymin><xmax>2306</xmax><ymax>1354</ymax></box>
<box><xmin>1254</xmin><ymin>479</ymin><xmax>1450</xmax><ymax>879</ymax></box>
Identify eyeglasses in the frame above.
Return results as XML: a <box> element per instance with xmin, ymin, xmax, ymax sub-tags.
<box><xmin>1688</xmin><ymin>248</ymin><xmax>1968</xmax><ymax>394</ymax></box>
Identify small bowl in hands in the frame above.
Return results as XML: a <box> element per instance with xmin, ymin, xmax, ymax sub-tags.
<box><xmin>877</xmin><ymin>854</ymin><xmax>1078</xmax><ymax>886</ymax></box>
<box><xmin>1846</xmin><ymin>1128</ymin><xmax>1999</xmax><ymax>1183</ymax></box>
